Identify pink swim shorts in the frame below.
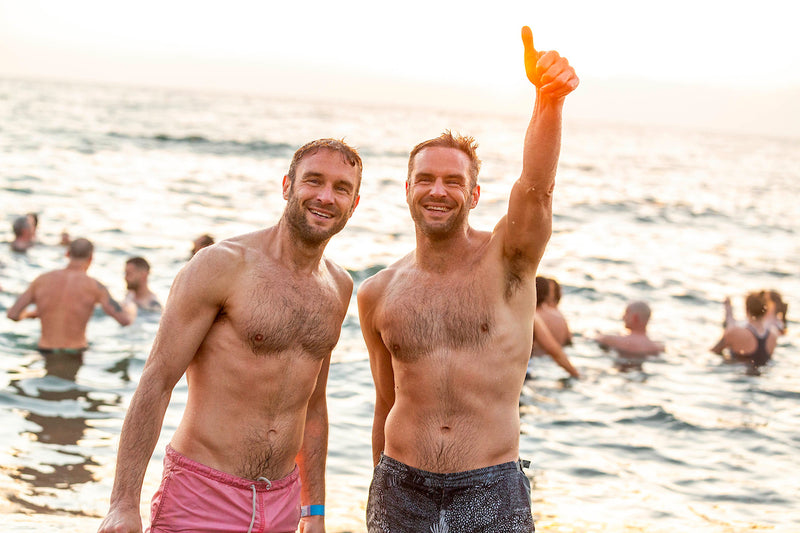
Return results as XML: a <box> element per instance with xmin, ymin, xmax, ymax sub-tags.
<box><xmin>148</xmin><ymin>445</ymin><xmax>301</xmax><ymax>533</ymax></box>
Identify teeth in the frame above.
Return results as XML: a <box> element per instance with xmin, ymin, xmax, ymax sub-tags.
<box><xmin>427</xmin><ymin>206</ymin><xmax>448</xmax><ymax>212</ymax></box>
<box><xmin>310</xmin><ymin>209</ymin><xmax>332</xmax><ymax>219</ymax></box>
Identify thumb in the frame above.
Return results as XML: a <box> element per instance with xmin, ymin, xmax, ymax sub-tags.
<box><xmin>521</xmin><ymin>25</ymin><xmax>539</xmax><ymax>86</ymax></box>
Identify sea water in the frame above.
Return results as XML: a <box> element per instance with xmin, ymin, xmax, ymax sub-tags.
<box><xmin>1</xmin><ymin>77</ymin><xmax>798</xmax><ymax>532</ymax></box>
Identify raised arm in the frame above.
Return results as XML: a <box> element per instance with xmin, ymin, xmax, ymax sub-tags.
<box><xmin>97</xmin><ymin>247</ymin><xmax>237</xmax><ymax>533</ymax></box>
<box><xmin>504</xmin><ymin>26</ymin><xmax>579</xmax><ymax>269</ymax></box>
<box><xmin>357</xmin><ymin>276</ymin><xmax>396</xmax><ymax>466</ymax></box>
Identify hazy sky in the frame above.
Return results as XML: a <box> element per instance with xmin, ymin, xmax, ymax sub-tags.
<box><xmin>2</xmin><ymin>0</ymin><xmax>799</xmax><ymax>136</ymax></box>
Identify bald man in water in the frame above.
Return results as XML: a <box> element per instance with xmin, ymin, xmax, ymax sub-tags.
<box><xmin>98</xmin><ymin>139</ymin><xmax>361</xmax><ymax>533</ymax></box>
<box><xmin>358</xmin><ymin>27</ymin><xmax>578</xmax><ymax>532</ymax></box>
<box><xmin>7</xmin><ymin>237</ymin><xmax>135</xmax><ymax>351</ymax></box>
<box><xmin>595</xmin><ymin>301</ymin><xmax>664</xmax><ymax>358</ymax></box>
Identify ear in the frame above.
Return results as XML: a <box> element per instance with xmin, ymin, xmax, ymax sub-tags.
<box><xmin>470</xmin><ymin>184</ymin><xmax>481</xmax><ymax>209</ymax></box>
<box><xmin>348</xmin><ymin>194</ymin><xmax>361</xmax><ymax>217</ymax></box>
<box><xmin>282</xmin><ymin>175</ymin><xmax>291</xmax><ymax>200</ymax></box>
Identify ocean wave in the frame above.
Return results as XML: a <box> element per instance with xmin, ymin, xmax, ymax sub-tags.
<box><xmin>106</xmin><ymin>131</ymin><xmax>295</xmax><ymax>157</ymax></box>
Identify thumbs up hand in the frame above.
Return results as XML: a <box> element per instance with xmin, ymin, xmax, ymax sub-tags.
<box><xmin>521</xmin><ymin>26</ymin><xmax>579</xmax><ymax>99</ymax></box>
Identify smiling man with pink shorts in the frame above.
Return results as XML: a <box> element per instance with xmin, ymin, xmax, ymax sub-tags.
<box><xmin>98</xmin><ymin>139</ymin><xmax>363</xmax><ymax>533</ymax></box>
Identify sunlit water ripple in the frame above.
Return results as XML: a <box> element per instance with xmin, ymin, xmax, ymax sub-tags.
<box><xmin>1</xmin><ymin>77</ymin><xmax>798</xmax><ymax>532</ymax></box>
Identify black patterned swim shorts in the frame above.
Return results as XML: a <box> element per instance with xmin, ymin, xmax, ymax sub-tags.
<box><xmin>366</xmin><ymin>454</ymin><xmax>534</xmax><ymax>533</ymax></box>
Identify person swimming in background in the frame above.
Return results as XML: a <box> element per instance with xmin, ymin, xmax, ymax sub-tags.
<box><xmin>530</xmin><ymin>276</ymin><xmax>580</xmax><ymax>378</ymax></box>
<box><xmin>530</xmin><ymin>313</ymin><xmax>581</xmax><ymax>378</ymax></box>
<box><xmin>765</xmin><ymin>290</ymin><xmax>788</xmax><ymax>334</ymax></box>
<box><xmin>711</xmin><ymin>291</ymin><xmax>778</xmax><ymax>367</ymax></box>
<box><xmin>123</xmin><ymin>256</ymin><xmax>161</xmax><ymax>312</ymax></box>
<box><xmin>533</xmin><ymin>276</ymin><xmax>572</xmax><ymax>348</ymax></box>
<box><xmin>10</xmin><ymin>215</ymin><xmax>35</xmax><ymax>252</ymax></box>
<box><xmin>6</xmin><ymin>238</ymin><xmax>136</xmax><ymax>352</ymax></box>
<box><xmin>596</xmin><ymin>301</ymin><xmax>664</xmax><ymax>367</ymax></box>
<box><xmin>190</xmin><ymin>233</ymin><xmax>214</xmax><ymax>258</ymax></box>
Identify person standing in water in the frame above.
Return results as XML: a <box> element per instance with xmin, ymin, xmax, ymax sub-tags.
<box><xmin>711</xmin><ymin>291</ymin><xmax>778</xmax><ymax>367</ymax></box>
<box><xmin>123</xmin><ymin>256</ymin><xmax>161</xmax><ymax>312</ymax></box>
<box><xmin>7</xmin><ymin>237</ymin><xmax>135</xmax><ymax>352</ymax></box>
<box><xmin>358</xmin><ymin>26</ymin><xmax>578</xmax><ymax>532</ymax></box>
<box><xmin>595</xmin><ymin>301</ymin><xmax>664</xmax><ymax>358</ymax></box>
<box><xmin>97</xmin><ymin>139</ymin><xmax>362</xmax><ymax>533</ymax></box>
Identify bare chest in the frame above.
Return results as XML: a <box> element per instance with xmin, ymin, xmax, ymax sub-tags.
<box><xmin>224</xmin><ymin>275</ymin><xmax>346</xmax><ymax>360</ymax></box>
<box><xmin>377</xmin><ymin>271</ymin><xmax>496</xmax><ymax>362</ymax></box>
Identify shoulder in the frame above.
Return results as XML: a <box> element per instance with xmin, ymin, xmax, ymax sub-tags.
<box><xmin>185</xmin><ymin>234</ymin><xmax>253</xmax><ymax>279</ymax></box>
<box><xmin>358</xmin><ymin>254</ymin><xmax>412</xmax><ymax>300</ymax></box>
<box><xmin>323</xmin><ymin>258</ymin><xmax>354</xmax><ymax>297</ymax></box>
<box><xmin>172</xmin><ymin>233</ymin><xmax>256</xmax><ymax>303</ymax></box>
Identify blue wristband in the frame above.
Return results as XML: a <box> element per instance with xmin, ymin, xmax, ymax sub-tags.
<box><xmin>301</xmin><ymin>505</ymin><xmax>324</xmax><ymax>517</ymax></box>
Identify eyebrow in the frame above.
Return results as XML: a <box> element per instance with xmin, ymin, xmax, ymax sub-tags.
<box><xmin>414</xmin><ymin>172</ymin><xmax>466</xmax><ymax>181</ymax></box>
<box><xmin>301</xmin><ymin>172</ymin><xmax>354</xmax><ymax>190</ymax></box>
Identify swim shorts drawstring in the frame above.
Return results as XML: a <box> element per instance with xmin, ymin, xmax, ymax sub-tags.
<box><xmin>247</xmin><ymin>477</ymin><xmax>272</xmax><ymax>533</ymax></box>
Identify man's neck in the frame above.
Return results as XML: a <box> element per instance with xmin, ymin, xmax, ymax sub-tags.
<box><xmin>66</xmin><ymin>260</ymin><xmax>90</xmax><ymax>272</ymax></box>
<box><xmin>133</xmin><ymin>285</ymin><xmax>151</xmax><ymax>300</ymax></box>
<box><xmin>273</xmin><ymin>220</ymin><xmax>327</xmax><ymax>274</ymax></box>
<box><xmin>414</xmin><ymin>226</ymin><xmax>474</xmax><ymax>273</ymax></box>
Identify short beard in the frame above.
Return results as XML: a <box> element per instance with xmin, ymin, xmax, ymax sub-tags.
<box><xmin>284</xmin><ymin>194</ymin><xmax>349</xmax><ymax>246</ymax></box>
<box><xmin>409</xmin><ymin>204</ymin><xmax>469</xmax><ymax>240</ymax></box>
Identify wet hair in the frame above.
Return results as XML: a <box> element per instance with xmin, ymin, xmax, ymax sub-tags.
<box><xmin>286</xmin><ymin>138</ymin><xmax>363</xmax><ymax>194</ymax></box>
<box><xmin>766</xmin><ymin>290</ymin><xmax>788</xmax><ymax>323</ymax></box>
<box><xmin>535</xmin><ymin>276</ymin><xmax>550</xmax><ymax>308</ymax></box>
<box><xmin>552</xmin><ymin>279</ymin><xmax>562</xmax><ymax>305</ymax></box>
<box><xmin>68</xmin><ymin>238</ymin><xmax>94</xmax><ymax>259</ymax></box>
<box><xmin>12</xmin><ymin>216</ymin><xmax>30</xmax><ymax>237</ymax></box>
<box><xmin>196</xmin><ymin>234</ymin><xmax>214</xmax><ymax>248</ymax></box>
<box><xmin>407</xmin><ymin>130</ymin><xmax>481</xmax><ymax>189</ymax></box>
<box><xmin>627</xmin><ymin>301</ymin><xmax>652</xmax><ymax>324</ymax></box>
<box><xmin>745</xmin><ymin>291</ymin><xmax>768</xmax><ymax>319</ymax></box>
<box><xmin>126</xmin><ymin>256</ymin><xmax>151</xmax><ymax>273</ymax></box>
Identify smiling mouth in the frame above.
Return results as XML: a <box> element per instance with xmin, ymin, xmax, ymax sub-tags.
<box><xmin>424</xmin><ymin>205</ymin><xmax>450</xmax><ymax>213</ymax></box>
<box><xmin>309</xmin><ymin>208</ymin><xmax>334</xmax><ymax>219</ymax></box>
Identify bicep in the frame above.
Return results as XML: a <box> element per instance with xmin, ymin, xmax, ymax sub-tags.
<box><xmin>357</xmin><ymin>287</ymin><xmax>395</xmax><ymax>412</ymax></box>
<box><xmin>142</xmin><ymin>261</ymin><xmax>229</xmax><ymax>384</ymax></box>
<box><xmin>502</xmin><ymin>180</ymin><xmax>553</xmax><ymax>269</ymax></box>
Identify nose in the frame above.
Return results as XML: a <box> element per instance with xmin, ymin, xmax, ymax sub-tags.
<box><xmin>316</xmin><ymin>183</ymin><xmax>335</xmax><ymax>204</ymax></box>
<box><xmin>429</xmin><ymin>178</ymin><xmax>447</xmax><ymax>198</ymax></box>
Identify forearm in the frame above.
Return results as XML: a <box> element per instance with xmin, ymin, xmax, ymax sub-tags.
<box><xmin>520</xmin><ymin>95</ymin><xmax>564</xmax><ymax>191</ymax></box>
<box><xmin>297</xmin><ymin>404</ymin><xmax>328</xmax><ymax>507</ymax></box>
<box><xmin>108</xmin><ymin>373</ymin><xmax>173</xmax><ymax>509</ymax></box>
<box><xmin>548</xmin><ymin>346</ymin><xmax>579</xmax><ymax>378</ymax></box>
<box><xmin>371</xmin><ymin>403</ymin><xmax>389</xmax><ymax>466</ymax></box>
<box><xmin>535</xmin><ymin>321</ymin><xmax>579</xmax><ymax>378</ymax></box>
